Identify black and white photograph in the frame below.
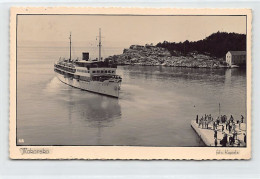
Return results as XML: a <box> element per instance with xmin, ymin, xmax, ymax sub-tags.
<box><xmin>9</xmin><ymin>7</ymin><xmax>251</xmax><ymax>159</ymax></box>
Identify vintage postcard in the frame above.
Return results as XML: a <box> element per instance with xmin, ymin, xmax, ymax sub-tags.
<box><xmin>9</xmin><ymin>7</ymin><xmax>251</xmax><ymax>160</ymax></box>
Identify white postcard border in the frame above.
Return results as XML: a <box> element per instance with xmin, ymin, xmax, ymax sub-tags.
<box><xmin>9</xmin><ymin>7</ymin><xmax>252</xmax><ymax>160</ymax></box>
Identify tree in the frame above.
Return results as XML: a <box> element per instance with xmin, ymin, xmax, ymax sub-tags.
<box><xmin>156</xmin><ymin>32</ymin><xmax>246</xmax><ymax>57</ymax></box>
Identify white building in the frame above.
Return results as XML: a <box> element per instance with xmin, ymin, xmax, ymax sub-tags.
<box><xmin>226</xmin><ymin>51</ymin><xmax>246</xmax><ymax>66</ymax></box>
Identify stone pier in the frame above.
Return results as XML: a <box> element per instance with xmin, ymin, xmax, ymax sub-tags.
<box><xmin>191</xmin><ymin>120</ymin><xmax>246</xmax><ymax>147</ymax></box>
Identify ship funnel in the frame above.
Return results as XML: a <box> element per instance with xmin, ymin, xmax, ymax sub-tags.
<box><xmin>82</xmin><ymin>52</ymin><xmax>89</xmax><ymax>61</ymax></box>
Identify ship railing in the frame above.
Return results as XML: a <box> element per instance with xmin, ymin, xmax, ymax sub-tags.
<box><xmin>55</xmin><ymin>65</ymin><xmax>76</xmax><ymax>73</ymax></box>
<box><xmin>92</xmin><ymin>75</ymin><xmax>122</xmax><ymax>82</ymax></box>
<box><xmin>55</xmin><ymin>64</ymin><xmax>76</xmax><ymax>73</ymax></box>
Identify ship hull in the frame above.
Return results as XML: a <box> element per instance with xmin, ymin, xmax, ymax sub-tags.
<box><xmin>55</xmin><ymin>72</ymin><xmax>120</xmax><ymax>98</ymax></box>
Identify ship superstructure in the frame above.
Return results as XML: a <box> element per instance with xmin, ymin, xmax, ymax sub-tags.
<box><xmin>54</xmin><ymin>29</ymin><xmax>122</xmax><ymax>98</ymax></box>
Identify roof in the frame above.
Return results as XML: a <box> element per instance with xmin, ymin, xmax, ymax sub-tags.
<box><xmin>227</xmin><ymin>51</ymin><xmax>246</xmax><ymax>55</ymax></box>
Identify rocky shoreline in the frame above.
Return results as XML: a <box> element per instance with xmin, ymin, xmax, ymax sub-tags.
<box><xmin>106</xmin><ymin>45</ymin><xmax>228</xmax><ymax>68</ymax></box>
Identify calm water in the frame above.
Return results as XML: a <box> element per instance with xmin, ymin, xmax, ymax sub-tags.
<box><xmin>17</xmin><ymin>47</ymin><xmax>246</xmax><ymax>146</ymax></box>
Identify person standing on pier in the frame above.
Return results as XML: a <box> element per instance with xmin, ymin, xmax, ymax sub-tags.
<box><xmin>203</xmin><ymin>117</ymin><xmax>206</xmax><ymax>129</ymax></box>
<box><xmin>244</xmin><ymin>133</ymin><xmax>246</xmax><ymax>145</ymax></box>
<box><xmin>230</xmin><ymin>115</ymin><xmax>234</xmax><ymax>123</ymax></box>
<box><xmin>234</xmin><ymin>131</ymin><xmax>237</xmax><ymax>140</ymax></box>
<box><xmin>196</xmin><ymin>115</ymin><xmax>198</xmax><ymax>124</ymax></box>
<box><xmin>226</xmin><ymin>120</ymin><xmax>229</xmax><ymax>130</ymax></box>
<box><xmin>232</xmin><ymin>132</ymin><xmax>235</xmax><ymax>142</ymax></box>
<box><xmin>229</xmin><ymin>136</ymin><xmax>234</xmax><ymax>146</ymax></box>
<box><xmin>199</xmin><ymin>117</ymin><xmax>202</xmax><ymax>128</ymax></box>
<box><xmin>228</xmin><ymin>122</ymin><xmax>233</xmax><ymax>133</ymax></box>
<box><xmin>222</xmin><ymin>115</ymin><xmax>226</xmax><ymax>123</ymax></box>
<box><xmin>216</xmin><ymin>117</ymin><xmax>220</xmax><ymax>126</ymax></box>
<box><xmin>214</xmin><ymin>137</ymin><xmax>217</xmax><ymax>147</ymax></box>
<box><xmin>214</xmin><ymin>130</ymin><xmax>217</xmax><ymax>139</ymax></box>
<box><xmin>221</xmin><ymin>133</ymin><xmax>227</xmax><ymax>147</ymax></box>
<box><xmin>241</xmin><ymin>115</ymin><xmax>244</xmax><ymax>123</ymax></box>
<box><xmin>232</xmin><ymin>122</ymin><xmax>236</xmax><ymax>133</ymax></box>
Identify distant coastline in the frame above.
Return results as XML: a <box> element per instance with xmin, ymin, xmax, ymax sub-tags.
<box><xmin>105</xmin><ymin>32</ymin><xmax>246</xmax><ymax>69</ymax></box>
<box><xmin>106</xmin><ymin>45</ymin><xmax>227</xmax><ymax>69</ymax></box>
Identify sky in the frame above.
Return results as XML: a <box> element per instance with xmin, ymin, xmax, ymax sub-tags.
<box><xmin>17</xmin><ymin>15</ymin><xmax>247</xmax><ymax>59</ymax></box>
<box><xmin>17</xmin><ymin>15</ymin><xmax>246</xmax><ymax>48</ymax></box>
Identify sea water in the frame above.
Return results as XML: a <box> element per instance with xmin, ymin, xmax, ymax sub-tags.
<box><xmin>17</xmin><ymin>46</ymin><xmax>246</xmax><ymax>146</ymax></box>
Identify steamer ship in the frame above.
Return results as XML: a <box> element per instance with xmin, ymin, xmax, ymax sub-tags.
<box><xmin>54</xmin><ymin>29</ymin><xmax>122</xmax><ymax>98</ymax></box>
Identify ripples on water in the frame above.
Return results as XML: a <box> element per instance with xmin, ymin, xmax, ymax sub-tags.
<box><xmin>17</xmin><ymin>48</ymin><xmax>246</xmax><ymax>146</ymax></box>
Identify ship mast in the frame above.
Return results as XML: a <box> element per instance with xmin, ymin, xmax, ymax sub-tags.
<box><xmin>98</xmin><ymin>28</ymin><xmax>101</xmax><ymax>61</ymax></box>
<box><xmin>69</xmin><ymin>32</ymin><xmax>71</xmax><ymax>62</ymax></box>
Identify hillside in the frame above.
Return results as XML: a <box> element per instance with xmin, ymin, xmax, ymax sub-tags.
<box><xmin>156</xmin><ymin>32</ymin><xmax>246</xmax><ymax>58</ymax></box>
<box><xmin>106</xmin><ymin>45</ymin><xmax>226</xmax><ymax>68</ymax></box>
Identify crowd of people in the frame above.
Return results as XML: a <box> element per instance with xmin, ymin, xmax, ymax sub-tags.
<box><xmin>195</xmin><ymin>114</ymin><xmax>246</xmax><ymax>147</ymax></box>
